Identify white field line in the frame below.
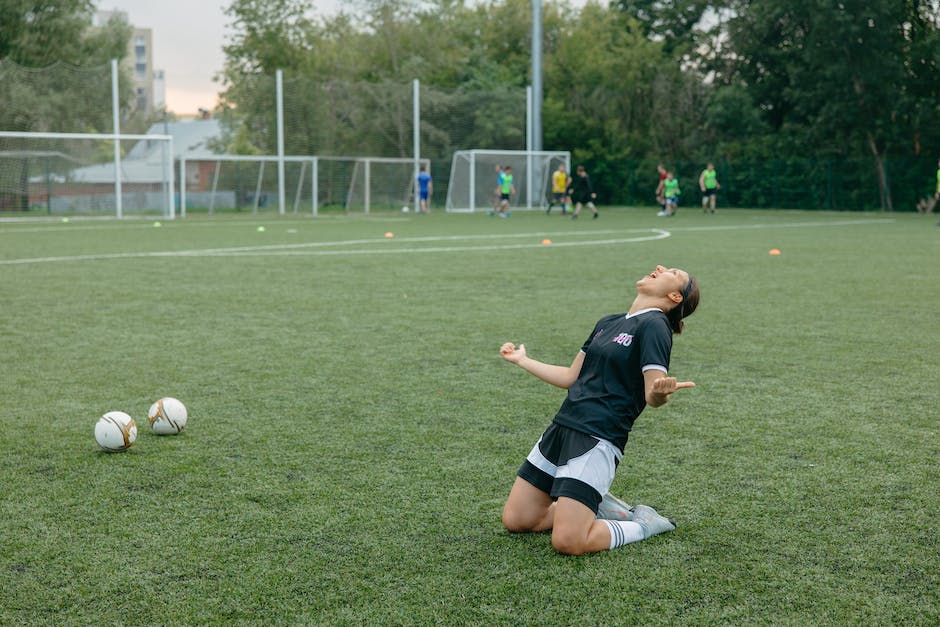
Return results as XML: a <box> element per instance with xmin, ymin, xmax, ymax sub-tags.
<box><xmin>197</xmin><ymin>233</ymin><xmax>672</xmax><ymax>257</ymax></box>
<box><xmin>0</xmin><ymin>216</ymin><xmax>414</xmax><ymax>234</ymax></box>
<box><xmin>0</xmin><ymin>229</ymin><xmax>658</xmax><ymax>265</ymax></box>
<box><xmin>187</xmin><ymin>217</ymin><xmax>892</xmax><ymax>257</ymax></box>
<box><xmin>666</xmin><ymin>218</ymin><xmax>894</xmax><ymax>232</ymax></box>
<box><xmin>0</xmin><ymin>218</ymin><xmax>894</xmax><ymax>265</ymax></box>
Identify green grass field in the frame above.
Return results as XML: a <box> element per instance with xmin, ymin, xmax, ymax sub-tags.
<box><xmin>1</xmin><ymin>208</ymin><xmax>938</xmax><ymax>624</ymax></box>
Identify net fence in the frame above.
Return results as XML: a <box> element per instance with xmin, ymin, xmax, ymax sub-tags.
<box><xmin>618</xmin><ymin>157</ymin><xmax>938</xmax><ymax>212</ymax></box>
<box><xmin>0</xmin><ymin>132</ymin><xmax>173</xmax><ymax>217</ymax></box>
<box><xmin>179</xmin><ymin>156</ymin><xmax>429</xmax><ymax>215</ymax></box>
<box><xmin>218</xmin><ymin>75</ymin><xmax>528</xmax><ymax>206</ymax></box>
<box><xmin>0</xmin><ymin>60</ymin><xmax>117</xmax><ymax>134</ymax></box>
<box><xmin>3</xmin><ymin>60</ymin><xmax>932</xmax><ymax>214</ymax></box>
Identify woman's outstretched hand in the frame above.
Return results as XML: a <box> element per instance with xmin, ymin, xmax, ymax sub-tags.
<box><xmin>651</xmin><ymin>376</ymin><xmax>695</xmax><ymax>396</ymax></box>
<box><xmin>500</xmin><ymin>342</ymin><xmax>526</xmax><ymax>364</ymax></box>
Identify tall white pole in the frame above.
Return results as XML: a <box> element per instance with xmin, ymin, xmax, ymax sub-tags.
<box><xmin>167</xmin><ymin>136</ymin><xmax>175</xmax><ymax>219</ymax></box>
<box><xmin>111</xmin><ymin>59</ymin><xmax>123</xmax><ymax>219</ymax></box>
<box><xmin>469</xmin><ymin>152</ymin><xmax>476</xmax><ymax>211</ymax></box>
<box><xmin>364</xmin><ymin>159</ymin><xmax>371</xmax><ymax>214</ymax></box>
<box><xmin>526</xmin><ymin>86</ymin><xmax>533</xmax><ymax>210</ymax></box>
<box><xmin>276</xmin><ymin>69</ymin><xmax>286</xmax><ymax>216</ymax></box>
<box><xmin>179</xmin><ymin>157</ymin><xmax>187</xmax><ymax>218</ymax></box>
<box><xmin>531</xmin><ymin>0</ymin><xmax>543</xmax><ymax>152</ymax></box>
<box><xmin>311</xmin><ymin>157</ymin><xmax>318</xmax><ymax>216</ymax></box>
<box><xmin>413</xmin><ymin>79</ymin><xmax>420</xmax><ymax>213</ymax></box>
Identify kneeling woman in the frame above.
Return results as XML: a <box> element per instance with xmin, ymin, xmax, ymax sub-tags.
<box><xmin>499</xmin><ymin>265</ymin><xmax>699</xmax><ymax>555</ymax></box>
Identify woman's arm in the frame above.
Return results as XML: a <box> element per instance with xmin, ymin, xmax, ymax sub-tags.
<box><xmin>500</xmin><ymin>342</ymin><xmax>584</xmax><ymax>389</ymax></box>
<box><xmin>643</xmin><ymin>369</ymin><xmax>696</xmax><ymax>407</ymax></box>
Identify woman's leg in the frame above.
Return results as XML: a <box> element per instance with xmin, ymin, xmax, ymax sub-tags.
<box><xmin>502</xmin><ymin>477</ymin><xmax>555</xmax><ymax>533</ymax></box>
<box><xmin>550</xmin><ymin>497</ymin><xmax>613</xmax><ymax>555</ymax></box>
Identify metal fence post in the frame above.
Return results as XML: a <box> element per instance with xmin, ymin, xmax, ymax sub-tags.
<box><xmin>111</xmin><ymin>59</ymin><xmax>123</xmax><ymax>219</ymax></box>
<box><xmin>276</xmin><ymin>69</ymin><xmax>286</xmax><ymax>215</ymax></box>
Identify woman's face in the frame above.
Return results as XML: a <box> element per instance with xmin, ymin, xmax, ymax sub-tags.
<box><xmin>636</xmin><ymin>265</ymin><xmax>690</xmax><ymax>297</ymax></box>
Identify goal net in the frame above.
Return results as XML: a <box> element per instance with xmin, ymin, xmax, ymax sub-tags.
<box><xmin>179</xmin><ymin>156</ymin><xmax>430</xmax><ymax>215</ymax></box>
<box><xmin>445</xmin><ymin>150</ymin><xmax>570</xmax><ymax>213</ymax></box>
<box><xmin>0</xmin><ymin>131</ymin><xmax>174</xmax><ymax>218</ymax></box>
<box><xmin>345</xmin><ymin>157</ymin><xmax>431</xmax><ymax>213</ymax></box>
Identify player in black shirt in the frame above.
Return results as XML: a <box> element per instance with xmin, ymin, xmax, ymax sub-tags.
<box><xmin>568</xmin><ymin>165</ymin><xmax>599</xmax><ymax>219</ymax></box>
<box><xmin>499</xmin><ymin>265</ymin><xmax>699</xmax><ymax>555</ymax></box>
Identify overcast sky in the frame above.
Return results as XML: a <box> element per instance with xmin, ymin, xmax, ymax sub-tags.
<box><xmin>98</xmin><ymin>1</ymin><xmax>341</xmax><ymax>114</ymax></box>
<box><xmin>98</xmin><ymin>0</ymin><xmax>581</xmax><ymax>115</ymax></box>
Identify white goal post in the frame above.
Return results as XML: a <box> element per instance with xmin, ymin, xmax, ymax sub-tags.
<box><xmin>445</xmin><ymin>149</ymin><xmax>570</xmax><ymax>213</ymax></box>
<box><xmin>0</xmin><ymin>130</ymin><xmax>175</xmax><ymax>218</ymax></box>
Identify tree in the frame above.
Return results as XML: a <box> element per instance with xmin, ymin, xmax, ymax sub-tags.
<box><xmin>542</xmin><ymin>5</ymin><xmax>708</xmax><ymax>201</ymax></box>
<box><xmin>0</xmin><ymin>2</ymin><xmax>131</xmax><ymax>211</ymax></box>
<box><xmin>722</xmin><ymin>0</ymin><xmax>940</xmax><ymax>210</ymax></box>
<box><xmin>612</xmin><ymin>0</ymin><xmax>721</xmax><ymax>56</ymax></box>
<box><xmin>0</xmin><ymin>2</ymin><xmax>131</xmax><ymax>132</ymax></box>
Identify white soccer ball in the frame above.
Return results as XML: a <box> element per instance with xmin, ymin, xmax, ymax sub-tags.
<box><xmin>401</xmin><ymin>205</ymin><xmax>410</xmax><ymax>212</ymax></box>
<box><xmin>95</xmin><ymin>411</ymin><xmax>138</xmax><ymax>452</ymax></box>
<box><xmin>148</xmin><ymin>397</ymin><xmax>188</xmax><ymax>435</ymax></box>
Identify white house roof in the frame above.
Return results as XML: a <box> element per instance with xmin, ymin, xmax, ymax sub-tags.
<box><xmin>127</xmin><ymin>119</ymin><xmax>222</xmax><ymax>161</ymax></box>
<box><xmin>66</xmin><ymin>119</ymin><xmax>223</xmax><ymax>184</ymax></box>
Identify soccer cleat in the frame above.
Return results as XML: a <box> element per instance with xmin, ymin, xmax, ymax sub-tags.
<box><xmin>631</xmin><ymin>505</ymin><xmax>676</xmax><ymax>538</ymax></box>
<box><xmin>657</xmin><ymin>210</ymin><xmax>667</xmax><ymax>217</ymax></box>
<box><xmin>593</xmin><ymin>212</ymin><xmax>599</xmax><ymax>219</ymax></box>
<box><xmin>571</xmin><ymin>213</ymin><xmax>578</xmax><ymax>220</ymax></box>
<box><xmin>595</xmin><ymin>492</ymin><xmax>633</xmax><ymax>521</ymax></box>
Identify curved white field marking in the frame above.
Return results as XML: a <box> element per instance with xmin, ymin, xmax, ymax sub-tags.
<box><xmin>0</xmin><ymin>214</ymin><xmax>415</xmax><ymax>235</ymax></box>
<box><xmin>0</xmin><ymin>229</ymin><xmax>665</xmax><ymax>265</ymax></box>
<box><xmin>198</xmin><ymin>231</ymin><xmax>674</xmax><ymax>257</ymax></box>
<box><xmin>0</xmin><ymin>217</ymin><xmax>894</xmax><ymax>265</ymax></box>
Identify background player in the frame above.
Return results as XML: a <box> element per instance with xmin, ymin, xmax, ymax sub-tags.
<box><xmin>659</xmin><ymin>171</ymin><xmax>680</xmax><ymax>217</ymax></box>
<box><xmin>568</xmin><ymin>165</ymin><xmax>599</xmax><ymax>219</ymax></box>
<box><xmin>417</xmin><ymin>165</ymin><xmax>433</xmax><ymax>214</ymax></box>
<box><xmin>547</xmin><ymin>163</ymin><xmax>570</xmax><ymax>215</ymax></box>
<box><xmin>493</xmin><ymin>165</ymin><xmax>515</xmax><ymax>217</ymax></box>
<box><xmin>699</xmin><ymin>163</ymin><xmax>720</xmax><ymax>214</ymax></box>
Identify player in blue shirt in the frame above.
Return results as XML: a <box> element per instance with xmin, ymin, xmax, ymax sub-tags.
<box><xmin>499</xmin><ymin>264</ymin><xmax>699</xmax><ymax>555</ymax></box>
<box><xmin>417</xmin><ymin>166</ymin><xmax>433</xmax><ymax>214</ymax></box>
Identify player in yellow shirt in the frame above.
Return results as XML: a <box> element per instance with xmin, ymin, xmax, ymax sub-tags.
<box><xmin>547</xmin><ymin>164</ymin><xmax>571</xmax><ymax>215</ymax></box>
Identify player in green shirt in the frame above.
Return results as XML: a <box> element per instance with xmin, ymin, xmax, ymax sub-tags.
<box><xmin>495</xmin><ymin>165</ymin><xmax>515</xmax><ymax>217</ymax></box>
<box><xmin>934</xmin><ymin>158</ymin><xmax>939</xmax><ymax>222</ymax></box>
<box><xmin>699</xmin><ymin>163</ymin><xmax>720</xmax><ymax>214</ymax></box>
<box><xmin>935</xmin><ymin>158</ymin><xmax>939</xmax><ymax>199</ymax></box>
<box><xmin>658</xmin><ymin>172</ymin><xmax>680</xmax><ymax>217</ymax></box>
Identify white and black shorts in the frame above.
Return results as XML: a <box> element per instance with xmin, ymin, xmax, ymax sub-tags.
<box><xmin>517</xmin><ymin>422</ymin><xmax>622</xmax><ymax>513</ymax></box>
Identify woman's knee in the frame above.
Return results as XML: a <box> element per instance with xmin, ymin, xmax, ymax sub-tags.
<box><xmin>551</xmin><ymin>528</ymin><xmax>589</xmax><ymax>555</ymax></box>
<box><xmin>501</xmin><ymin>505</ymin><xmax>534</xmax><ymax>533</ymax></box>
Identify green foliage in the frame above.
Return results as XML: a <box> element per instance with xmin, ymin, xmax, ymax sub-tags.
<box><xmin>1</xmin><ymin>210</ymin><xmax>938</xmax><ymax>623</ymax></box>
<box><xmin>213</xmin><ymin>0</ymin><xmax>940</xmax><ymax>209</ymax></box>
<box><xmin>720</xmin><ymin>0</ymin><xmax>940</xmax><ymax>208</ymax></box>
<box><xmin>613</xmin><ymin>0</ymin><xmax>717</xmax><ymax>55</ymax></box>
<box><xmin>0</xmin><ymin>5</ymin><xmax>132</xmax><ymax>133</ymax></box>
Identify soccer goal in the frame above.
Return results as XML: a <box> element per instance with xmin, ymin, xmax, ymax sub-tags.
<box><xmin>445</xmin><ymin>149</ymin><xmax>570</xmax><ymax>213</ymax></box>
<box><xmin>178</xmin><ymin>155</ymin><xmax>430</xmax><ymax>216</ymax></box>
<box><xmin>0</xmin><ymin>131</ymin><xmax>174</xmax><ymax>218</ymax></box>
